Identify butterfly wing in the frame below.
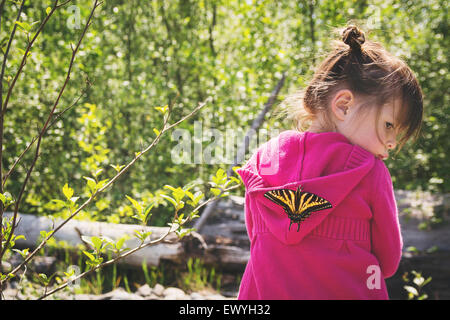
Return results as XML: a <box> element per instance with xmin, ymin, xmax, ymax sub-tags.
<box><xmin>297</xmin><ymin>190</ymin><xmax>332</xmax><ymax>219</ymax></box>
<box><xmin>264</xmin><ymin>186</ymin><xmax>332</xmax><ymax>231</ymax></box>
<box><xmin>263</xmin><ymin>188</ymin><xmax>296</xmax><ymax>216</ymax></box>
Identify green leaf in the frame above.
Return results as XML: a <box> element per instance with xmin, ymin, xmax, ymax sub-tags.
<box><xmin>38</xmin><ymin>273</ymin><xmax>48</xmax><ymax>283</ymax></box>
<box><xmin>96</xmin><ymin>178</ymin><xmax>109</xmax><ymax>189</ymax></box>
<box><xmin>126</xmin><ymin>195</ymin><xmax>142</xmax><ymax>214</ymax></box>
<box><xmin>229</xmin><ymin>176</ymin><xmax>241</xmax><ymax>184</ymax></box>
<box><xmin>81</xmin><ymin>235</ymin><xmax>93</xmax><ymax>246</ymax></box>
<box><xmin>91</xmin><ymin>236</ymin><xmax>103</xmax><ymax>251</ymax></box>
<box><xmin>40</xmin><ymin>230</ymin><xmax>52</xmax><ymax>239</ymax></box>
<box><xmin>216</xmin><ymin>168</ymin><xmax>226</xmax><ymax>179</ymax></box>
<box><xmin>93</xmin><ymin>168</ymin><xmax>103</xmax><ymax>178</ymax></box>
<box><xmin>116</xmin><ymin>236</ymin><xmax>128</xmax><ymax>251</ymax></box>
<box><xmin>17</xmin><ymin>48</ymin><xmax>31</xmax><ymax>57</ymax></box>
<box><xmin>70</xmin><ymin>196</ymin><xmax>80</xmax><ymax>204</ymax></box>
<box><xmin>164</xmin><ymin>185</ymin><xmax>177</xmax><ymax>192</ymax></box>
<box><xmin>422</xmin><ymin>277</ymin><xmax>432</xmax><ymax>287</ymax></box>
<box><xmin>0</xmin><ymin>273</ymin><xmax>15</xmax><ymax>281</ymax></box>
<box><xmin>134</xmin><ymin>230</ymin><xmax>152</xmax><ymax>242</ymax></box>
<box><xmin>62</xmin><ymin>183</ymin><xmax>74</xmax><ymax>200</ymax></box>
<box><xmin>406</xmin><ymin>246</ymin><xmax>419</xmax><ymax>253</ymax></box>
<box><xmin>0</xmin><ymin>193</ymin><xmax>5</xmax><ymax>205</ymax></box>
<box><xmin>172</xmin><ymin>187</ymin><xmax>185</xmax><ymax>203</ymax></box>
<box><xmin>83</xmin><ymin>176</ymin><xmax>97</xmax><ymax>193</ymax></box>
<box><xmin>142</xmin><ymin>202</ymin><xmax>154</xmax><ymax>223</ymax></box>
<box><xmin>15</xmin><ymin>21</ymin><xmax>31</xmax><ymax>32</ymax></box>
<box><xmin>426</xmin><ymin>245</ymin><xmax>438</xmax><ymax>253</ymax></box>
<box><xmin>160</xmin><ymin>194</ymin><xmax>177</xmax><ymax>208</ymax></box>
<box><xmin>175</xmin><ymin>227</ymin><xmax>195</xmax><ymax>239</ymax></box>
<box><xmin>404</xmin><ymin>285</ymin><xmax>418</xmax><ymax>296</ymax></box>
<box><xmin>14</xmin><ymin>235</ymin><xmax>26</xmax><ymax>241</ymax></box>
<box><xmin>12</xmin><ymin>248</ymin><xmax>29</xmax><ymax>258</ymax></box>
<box><xmin>210</xmin><ymin>188</ymin><xmax>221</xmax><ymax>196</ymax></box>
<box><xmin>154</xmin><ymin>105</ymin><xmax>168</xmax><ymax>114</ymax></box>
<box><xmin>83</xmin><ymin>250</ymin><xmax>96</xmax><ymax>261</ymax></box>
<box><xmin>64</xmin><ymin>269</ymin><xmax>75</xmax><ymax>278</ymax></box>
<box><xmin>110</xmin><ymin>164</ymin><xmax>125</xmax><ymax>172</ymax></box>
<box><xmin>185</xmin><ymin>190</ymin><xmax>194</xmax><ymax>201</ymax></box>
<box><xmin>1</xmin><ymin>191</ymin><xmax>13</xmax><ymax>207</ymax></box>
<box><xmin>212</xmin><ymin>168</ymin><xmax>227</xmax><ymax>186</ymax></box>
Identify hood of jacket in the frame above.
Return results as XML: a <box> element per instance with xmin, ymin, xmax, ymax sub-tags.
<box><xmin>237</xmin><ymin>130</ymin><xmax>376</xmax><ymax>244</ymax></box>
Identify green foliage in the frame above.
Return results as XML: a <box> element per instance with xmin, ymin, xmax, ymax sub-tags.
<box><xmin>178</xmin><ymin>258</ymin><xmax>222</xmax><ymax>293</ymax></box>
<box><xmin>1</xmin><ymin>216</ymin><xmax>26</xmax><ymax>252</ymax></box>
<box><xmin>141</xmin><ymin>259</ymin><xmax>165</xmax><ymax>288</ymax></box>
<box><xmin>403</xmin><ymin>270</ymin><xmax>432</xmax><ymax>300</ymax></box>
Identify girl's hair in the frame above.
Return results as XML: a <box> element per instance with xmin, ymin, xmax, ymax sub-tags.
<box><xmin>279</xmin><ymin>24</ymin><xmax>423</xmax><ymax>150</ymax></box>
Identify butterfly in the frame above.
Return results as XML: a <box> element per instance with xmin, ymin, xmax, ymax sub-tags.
<box><xmin>264</xmin><ymin>185</ymin><xmax>332</xmax><ymax>232</ymax></box>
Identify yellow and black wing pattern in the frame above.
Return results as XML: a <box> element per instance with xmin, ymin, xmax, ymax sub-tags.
<box><xmin>263</xmin><ymin>185</ymin><xmax>332</xmax><ymax>232</ymax></box>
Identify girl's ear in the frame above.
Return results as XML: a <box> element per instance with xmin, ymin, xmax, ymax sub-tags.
<box><xmin>330</xmin><ymin>89</ymin><xmax>354</xmax><ymax>121</ymax></box>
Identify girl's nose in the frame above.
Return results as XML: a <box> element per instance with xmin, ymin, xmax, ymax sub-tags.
<box><xmin>386</xmin><ymin>140</ymin><xmax>397</xmax><ymax>150</ymax></box>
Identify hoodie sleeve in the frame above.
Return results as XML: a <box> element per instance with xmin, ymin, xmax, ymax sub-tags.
<box><xmin>370</xmin><ymin>161</ymin><xmax>403</xmax><ymax>279</ymax></box>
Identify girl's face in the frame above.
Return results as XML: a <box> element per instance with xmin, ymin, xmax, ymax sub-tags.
<box><xmin>337</xmin><ymin>95</ymin><xmax>401</xmax><ymax>160</ymax></box>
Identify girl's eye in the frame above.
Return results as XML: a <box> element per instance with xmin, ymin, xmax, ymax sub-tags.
<box><xmin>385</xmin><ymin>122</ymin><xmax>394</xmax><ymax>129</ymax></box>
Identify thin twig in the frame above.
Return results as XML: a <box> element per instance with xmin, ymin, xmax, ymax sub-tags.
<box><xmin>0</xmin><ymin>0</ymin><xmax>74</xmax><ymax>118</ymax></box>
<box><xmin>2</xmin><ymin>79</ymin><xmax>91</xmax><ymax>187</ymax></box>
<box><xmin>4</xmin><ymin>98</ymin><xmax>208</xmax><ymax>282</ymax></box>
<box><xmin>0</xmin><ymin>0</ymin><xmax>26</xmax><ymax>276</ymax></box>
<box><xmin>37</xmin><ymin>183</ymin><xmax>240</xmax><ymax>300</ymax></box>
<box><xmin>0</xmin><ymin>0</ymin><xmax>100</xmax><ymax>263</ymax></box>
<box><xmin>0</xmin><ymin>0</ymin><xmax>25</xmax><ymax>108</ymax></box>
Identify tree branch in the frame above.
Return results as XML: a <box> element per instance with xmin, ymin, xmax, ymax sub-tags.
<box><xmin>0</xmin><ymin>0</ymin><xmax>74</xmax><ymax>118</ymax></box>
<box><xmin>2</xmin><ymin>79</ymin><xmax>92</xmax><ymax>188</ymax></box>
<box><xmin>0</xmin><ymin>0</ymin><xmax>26</xmax><ymax>281</ymax></box>
<box><xmin>4</xmin><ymin>97</ymin><xmax>208</xmax><ymax>283</ymax></box>
<box><xmin>0</xmin><ymin>0</ymin><xmax>99</xmax><ymax>263</ymax></box>
<box><xmin>37</xmin><ymin>183</ymin><xmax>239</xmax><ymax>300</ymax></box>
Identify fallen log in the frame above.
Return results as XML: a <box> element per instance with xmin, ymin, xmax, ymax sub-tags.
<box><xmin>3</xmin><ymin>211</ymin><xmax>250</xmax><ymax>271</ymax></box>
<box><xmin>4</xmin><ymin>211</ymin><xmax>182</xmax><ymax>267</ymax></box>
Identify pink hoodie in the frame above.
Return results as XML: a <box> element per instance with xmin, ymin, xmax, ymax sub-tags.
<box><xmin>236</xmin><ymin>130</ymin><xmax>403</xmax><ymax>300</ymax></box>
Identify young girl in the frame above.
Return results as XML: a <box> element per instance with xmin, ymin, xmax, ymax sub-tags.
<box><xmin>236</xmin><ymin>25</ymin><xmax>423</xmax><ymax>300</ymax></box>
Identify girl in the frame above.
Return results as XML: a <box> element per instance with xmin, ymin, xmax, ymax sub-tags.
<box><xmin>236</xmin><ymin>25</ymin><xmax>423</xmax><ymax>300</ymax></box>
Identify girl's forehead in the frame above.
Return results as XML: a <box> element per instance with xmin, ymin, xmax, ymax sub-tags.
<box><xmin>382</xmin><ymin>96</ymin><xmax>403</xmax><ymax>119</ymax></box>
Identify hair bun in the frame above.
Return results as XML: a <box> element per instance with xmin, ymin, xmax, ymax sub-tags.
<box><xmin>342</xmin><ymin>25</ymin><xmax>365</xmax><ymax>52</ymax></box>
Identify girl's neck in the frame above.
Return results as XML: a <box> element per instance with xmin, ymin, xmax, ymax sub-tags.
<box><xmin>308</xmin><ymin>116</ymin><xmax>337</xmax><ymax>134</ymax></box>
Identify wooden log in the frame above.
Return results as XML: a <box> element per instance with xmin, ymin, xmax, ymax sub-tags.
<box><xmin>4</xmin><ymin>212</ymin><xmax>183</xmax><ymax>267</ymax></box>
